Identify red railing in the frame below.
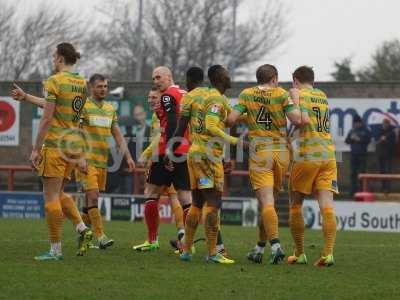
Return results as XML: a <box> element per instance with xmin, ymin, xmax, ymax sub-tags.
<box><xmin>0</xmin><ymin>165</ymin><xmax>33</xmax><ymax>191</ymax></box>
<box><xmin>358</xmin><ymin>173</ymin><xmax>400</xmax><ymax>193</ymax></box>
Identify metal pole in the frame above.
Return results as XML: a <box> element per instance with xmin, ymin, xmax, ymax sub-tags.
<box><xmin>231</xmin><ymin>0</ymin><xmax>237</xmax><ymax>80</ymax></box>
<box><xmin>135</xmin><ymin>0</ymin><xmax>144</xmax><ymax>81</ymax></box>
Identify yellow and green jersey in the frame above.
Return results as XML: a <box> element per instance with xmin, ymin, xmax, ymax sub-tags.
<box><xmin>234</xmin><ymin>86</ymin><xmax>293</xmax><ymax>151</ymax></box>
<box><xmin>150</xmin><ymin>112</ymin><xmax>160</xmax><ymax>139</ymax></box>
<box><xmin>43</xmin><ymin>71</ymin><xmax>87</xmax><ymax>154</ymax></box>
<box><xmin>140</xmin><ymin>113</ymin><xmax>161</xmax><ymax>160</ymax></box>
<box><xmin>180</xmin><ymin>86</ymin><xmax>209</xmax><ymax>141</ymax></box>
<box><xmin>189</xmin><ymin>87</ymin><xmax>232</xmax><ymax>160</ymax></box>
<box><xmin>297</xmin><ymin>88</ymin><xmax>335</xmax><ymax>161</ymax></box>
<box><xmin>81</xmin><ymin>98</ymin><xmax>118</xmax><ymax>168</ymax></box>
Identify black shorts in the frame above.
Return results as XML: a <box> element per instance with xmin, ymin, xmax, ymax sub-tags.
<box><xmin>147</xmin><ymin>155</ymin><xmax>190</xmax><ymax>191</ymax></box>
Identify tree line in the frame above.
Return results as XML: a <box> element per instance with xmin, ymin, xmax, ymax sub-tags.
<box><xmin>0</xmin><ymin>0</ymin><xmax>288</xmax><ymax>81</ymax></box>
<box><xmin>331</xmin><ymin>39</ymin><xmax>400</xmax><ymax>82</ymax></box>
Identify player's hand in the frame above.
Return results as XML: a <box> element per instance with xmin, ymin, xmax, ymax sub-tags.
<box><xmin>11</xmin><ymin>83</ymin><xmax>26</xmax><ymax>101</ymax></box>
<box><xmin>136</xmin><ymin>156</ymin><xmax>146</xmax><ymax>168</ymax></box>
<box><xmin>126</xmin><ymin>157</ymin><xmax>136</xmax><ymax>173</ymax></box>
<box><xmin>223</xmin><ymin>160</ymin><xmax>234</xmax><ymax>174</ymax></box>
<box><xmin>29</xmin><ymin>149</ymin><xmax>42</xmax><ymax>170</ymax></box>
<box><xmin>289</xmin><ymin>88</ymin><xmax>300</xmax><ymax>105</ymax></box>
<box><xmin>77</xmin><ymin>158</ymin><xmax>88</xmax><ymax>174</ymax></box>
<box><xmin>164</xmin><ymin>155</ymin><xmax>174</xmax><ymax>171</ymax></box>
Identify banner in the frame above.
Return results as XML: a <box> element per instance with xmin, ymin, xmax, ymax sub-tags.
<box><xmin>328</xmin><ymin>98</ymin><xmax>400</xmax><ymax>152</ymax></box>
<box><xmin>0</xmin><ymin>192</ymin><xmax>259</xmax><ymax>227</ymax></box>
<box><xmin>0</xmin><ymin>96</ymin><xmax>20</xmax><ymax>146</ymax></box>
<box><xmin>0</xmin><ymin>192</ymin><xmax>44</xmax><ymax>218</ymax></box>
<box><xmin>304</xmin><ymin>200</ymin><xmax>400</xmax><ymax>232</ymax></box>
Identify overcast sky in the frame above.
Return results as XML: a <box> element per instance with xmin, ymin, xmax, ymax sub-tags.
<box><xmin>6</xmin><ymin>0</ymin><xmax>400</xmax><ymax>81</ymax></box>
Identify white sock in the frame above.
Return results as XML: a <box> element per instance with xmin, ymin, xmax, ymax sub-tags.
<box><xmin>271</xmin><ymin>242</ymin><xmax>281</xmax><ymax>253</ymax></box>
<box><xmin>256</xmin><ymin>245</ymin><xmax>265</xmax><ymax>254</ymax></box>
<box><xmin>76</xmin><ymin>222</ymin><xmax>87</xmax><ymax>233</ymax></box>
<box><xmin>216</xmin><ymin>244</ymin><xmax>225</xmax><ymax>252</ymax></box>
<box><xmin>50</xmin><ymin>242</ymin><xmax>62</xmax><ymax>255</ymax></box>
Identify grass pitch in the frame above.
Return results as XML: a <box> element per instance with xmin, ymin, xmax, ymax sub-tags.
<box><xmin>0</xmin><ymin>219</ymin><xmax>399</xmax><ymax>300</ymax></box>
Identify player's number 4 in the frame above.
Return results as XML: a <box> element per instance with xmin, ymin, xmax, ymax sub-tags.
<box><xmin>256</xmin><ymin>106</ymin><xmax>273</xmax><ymax>130</ymax></box>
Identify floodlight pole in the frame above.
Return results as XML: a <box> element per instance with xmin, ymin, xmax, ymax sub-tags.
<box><xmin>231</xmin><ymin>0</ymin><xmax>238</xmax><ymax>80</ymax></box>
<box><xmin>135</xmin><ymin>0</ymin><xmax>144</xmax><ymax>82</ymax></box>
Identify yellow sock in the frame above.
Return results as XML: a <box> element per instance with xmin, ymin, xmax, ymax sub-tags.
<box><xmin>88</xmin><ymin>207</ymin><xmax>104</xmax><ymax>239</ymax></box>
<box><xmin>204</xmin><ymin>206</ymin><xmax>219</xmax><ymax>256</ymax></box>
<box><xmin>45</xmin><ymin>200</ymin><xmax>63</xmax><ymax>243</ymax></box>
<box><xmin>258</xmin><ymin>217</ymin><xmax>268</xmax><ymax>243</ymax></box>
<box><xmin>322</xmin><ymin>207</ymin><xmax>337</xmax><ymax>256</ymax></box>
<box><xmin>184</xmin><ymin>206</ymin><xmax>201</xmax><ymax>252</ymax></box>
<box><xmin>262</xmin><ymin>204</ymin><xmax>279</xmax><ymax>242</ymax></box>
<box><xmin>81</xmin><ymin>211</ymin><xmax>91</xmax><ymax>226</ymax></box>
<box><xmin>289</xmin><ymin>206</ymin><xmax>305</xmax><ymax>256</ymax></box>
<box><xmin>171</xmin><ymin>200</ymin><xmax>184</xmax><ymax>230</ymax></box>
<box><xmin>60</xmin><ymin>193</ymin><xmax>83</xmax><ymax>226</ymax></box>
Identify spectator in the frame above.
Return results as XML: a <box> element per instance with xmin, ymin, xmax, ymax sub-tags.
<box><xmin>376</xmin><ymin>118</ymin><xmax>396</xmax><ymax>193</ymax></box>
<box><xmin>130</xmin><ymin>103</ymin><xmax>151</xmax><ymax>160</ymax></box>
<box><xmin>345</xmin><ymin>115</ymin><xmax>372</xmax><ymax>196</ymax></box>
<box><xmin>118</xmin><ymin>103</ymin><xmax>151</xmax><ymax>194</ymax></box>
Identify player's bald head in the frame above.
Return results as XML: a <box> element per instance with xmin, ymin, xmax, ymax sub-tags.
<box><xmin>152</xmin><ymin>66</ymin><xmax>174</xmax><ymax>92</ymax></box>
<box><xmin>153</xmin><ymin>66</ymin><xmax>172</xmax><ymax>77</ymax></box>
<box><xmin>256</xmin><ymin>64</ymin><xmax>278</xmax><ymax>84</ymax></box>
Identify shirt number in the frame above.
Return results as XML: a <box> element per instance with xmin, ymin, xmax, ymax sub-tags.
<box><xmin>256</xmin><ymin>106</ymin><xmax>273</xmax><ymax>130</ymax></box>
<box><xmin>312</xmin><ymin>107</ymin><xmax>330</xmax><ymax>133</ymax></box>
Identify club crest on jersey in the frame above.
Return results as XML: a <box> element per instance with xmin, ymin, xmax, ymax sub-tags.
<box><xmin>162</xmin><ymin>95</ymin><xmax>171</xmax><ymax>103</ymax></box>
<box><xmin>210</xmin><ymin>104</ymin><xmax>220</xmax><ymax>114</ymax></box>
<box><xmin>162</xmin><ymin>95</ymin><xmax>172</xmax><ymax>112</ymax></box>
<box><xmin>199</xmin><ymin>177</ymin><xmax>212</xmax><ymax>187</ymax></box>
<box><xmin>72</xmin><ymin>96</ymin><xmax>85</xmax><ymax>113</ymax></box>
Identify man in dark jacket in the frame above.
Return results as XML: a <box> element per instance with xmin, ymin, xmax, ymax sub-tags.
<box><xmin>345</xmin><ymin>115</ymin><xmax>372</xmax><ymax>196</ymax></box>
<box><xmin>376</xmin><ymin>119</ymin><xmax>396</xmax><ymax>193</ymax></box>
<box><xmin>118</xmin><ymin>104</ymin><xmax>151</xmax><ymax>194</ymax></box>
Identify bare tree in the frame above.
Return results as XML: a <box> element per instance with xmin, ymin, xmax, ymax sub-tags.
<box><xmin>91</xmin><ymin>0</ymin><xmax>288</xmax><ymax>81</ymax></box>
<box><xmin>0</xmin><ymin>3</ymin><xmax>88</xmax><ymax>81</ymax></box>
<box><xmin>0</xmin><ymin>4</ymin><xmax>16</xmax><ymax>80</ymax></box>
<box><xmin>148</xmin><ymin>0</ymin><xmax>288</xmax><ymax>79</ymax></box>
<box><xmin>85</xmin><ymin>0</ymin><xmax>154</xmax><ymax>81</ymax></box>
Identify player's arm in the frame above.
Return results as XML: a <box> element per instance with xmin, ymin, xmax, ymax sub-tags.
<box><xmin>30</xmin><ymin>94</ymin><xmax>56</xmax><ymax>169</ymax></box>
<box><xmin>111</xmin><ymin>125</ymin><xmax>135</xmax><ymax>172</ymax></box>
<box><xmin>286</xmin><ymin>89</ymin><xmax>302</xmax><ymax>126</ymax></box>
<box><xmin>205</xmin><ymin>101</ymin><xmax>238</xmax><ymax>145</ymax></box>
<box><xmin>226</xmin><ymin>92</ymin><xmax>248</xmax><ymax>128</ymax></box>
<box><xmin>11</xmin><ymin>83</ymin><xmax>46</xmax><ymax>108</ymax></box>
<box><xmin>226</xmin><ymin>110</ymin><xmax>242</xmax><ymax>128</ymax></box>
<box><xmin>170</xmin><ymin>94</ymin><xmax>191</xmax><ymax>152</ymax></box>
<box><xmin>32</xmin><ymin>77</ymin><xmax>59</xmax><ymax>155</ymax></box>
<box><xmin>140</xmin><ymin>133</ymin><xmax>160</xmax><ymax>162</ymax></box>
<box><xmin>299</xmin><ymin>106</ymin><xmax>311</xmax><ymax>125</ymax></box>
<box><xmin>161</xmin><ymin>93</ymin><xmax>178</xmax><ymax>143</ymax></box>
<box><xmin>171</xmin><ymin>116</ymin><xmax>190</xmax><ymax>152</ymax></box>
